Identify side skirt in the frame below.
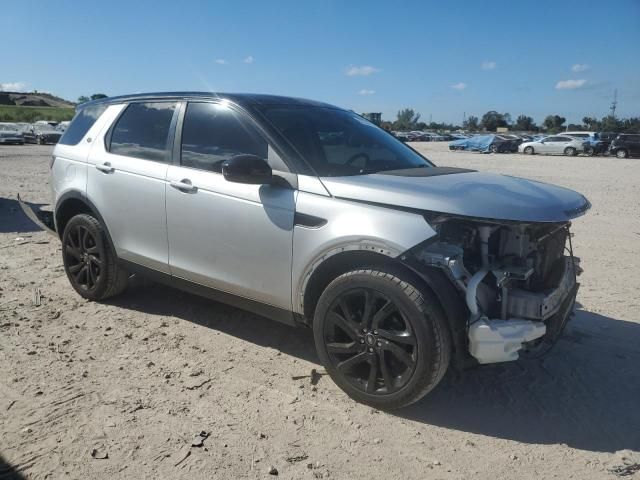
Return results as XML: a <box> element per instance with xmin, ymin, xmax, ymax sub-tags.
<box><xmin>119</xmin><ymin>259</ymin><xmax>298</xmax><ymax>327</ymax></box>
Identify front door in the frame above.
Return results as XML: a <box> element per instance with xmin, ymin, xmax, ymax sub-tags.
<box><xmin>165</xmin><ymin>101</ymin><xmax>295</xmax><ymax>310</ymax></box>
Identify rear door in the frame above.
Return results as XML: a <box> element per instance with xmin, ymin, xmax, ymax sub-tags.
<box><xmin>628</xmin><ymin>135</ymin><xmax>640</xmax><ymax>155</ymax></box>
<box><xmin>165</xmin><ymin>101</ymin><xmax>295</xmax><ymax>310</ymax></box>
<box><xmin>87</xmin><ymin>101</ymin><xmax>179</xmax><ymax>273</ymax></box>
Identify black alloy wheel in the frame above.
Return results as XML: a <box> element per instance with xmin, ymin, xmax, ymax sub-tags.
<box><xmin>323</xmin><ymin>288</ymin><xmax>417</xmax><ymax>395</ymax></box>
<box><xmin>314</xmin><ymin>268</ymin><xmax>451</xmax><ymax>409</ymax></box>
<box><xmin>61</xmin><ymin>214</ymin><xmax>128</xmax><ymax>301</ymax></box>
<box><xmin>64</xmin><ymin>223</ymin><xmax>102</xmax><ymax>292</ymax></box>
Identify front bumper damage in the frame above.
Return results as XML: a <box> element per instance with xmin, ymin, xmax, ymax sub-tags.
<box><xmin>412</xmin><ymin>224</ymin><xmax>581</xmax><ymax>365</ymax></box>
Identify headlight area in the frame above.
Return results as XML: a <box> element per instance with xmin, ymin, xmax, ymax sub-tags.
<box><xmin>403</xmin><ymin>215</ymin><xmax>581</xmax><ymax>364</ymax></box>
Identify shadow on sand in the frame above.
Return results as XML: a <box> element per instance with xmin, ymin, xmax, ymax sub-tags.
<box><xmin>110</xmin><ymin>283</ymin><xmax>640</xmax><ymax>454</ymax></box>
<box><xmin>0</xmin><ymin>197</ymin><xmax>45</xmax><ymax>234</ymax></box>
<box><xmin>0</xmin><ymin>454</ymin><xmax>27</xmax><ymax>480</ymax></box>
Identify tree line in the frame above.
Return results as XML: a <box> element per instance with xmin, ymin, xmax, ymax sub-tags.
<box><xmin>381</xmin><ymin>108</ymin><xmax>640</xmax><ymax>134</ymax></box>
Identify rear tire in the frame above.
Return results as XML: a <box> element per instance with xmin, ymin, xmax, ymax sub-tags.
<box><xmin>313</xmin><ymin>268</ymin><xmax>451</xmax><ymax>410</ymax></box>
<box><xmin>62</xmin><ymin>214</ymin><xmax>128</xmax><ymax>301</ymax></box>
<box><xmin>490</xmin><ymin>144</ymin><xmax>499</xmax><ymax>153</ymax></box>
<box><xmin>564</xmin><ymin>147</ymin><xmax>577</xmax><ymax>156</ymax></box>
<box><xmin>524</xmin><ymin>146</ymin><xmax>534</xmax><ymax>155</ymax></box>
<box><xmin>615</xmin><ymin>149</ymin><xmax>629</xmax><ymax>159</ymax></box>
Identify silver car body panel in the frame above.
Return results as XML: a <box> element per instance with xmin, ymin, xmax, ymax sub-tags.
<box><xmin>51</xmin><ymin>106</ymin><xmax>118</xmax><ymax>223</ymax></box>
<box><xmin>291</xmin><ymin>191</ymin><xmax>436</xmax><ymax>314</ymax></box>
<box><xmin>85</xmin><ymin>103</ymin><xmax>171</xmax><ymax>274</ymax></box>
<box><xmin>166</xmin><ymin>164</ymin><xmax>296</xmax><ymax>310</ymax></box>
<box><xmin>320</xmin><ymin>171</ymin><xmax>590</xmax><ymax>223</ymax></box>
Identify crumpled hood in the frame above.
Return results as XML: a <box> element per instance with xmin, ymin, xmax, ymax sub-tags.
<box><xmin>320</xmin><ymin>169</ymin><xmax>591</xmax><ymax>223</ymax></box>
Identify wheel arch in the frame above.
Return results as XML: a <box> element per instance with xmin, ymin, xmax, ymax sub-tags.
<box><xmin>55</xmin><ymin>191</ymin><xmax>112</xmax><ymax>245</ymax></box>
<box><xmin>301</xmin><ymin>249</ymin><xmax>397</xmax><ymax>322</ymax></box>
<box><xmin>301</xmin><ymin>249</ymin><xmax>472</xmax><ymax>370</ymax></box>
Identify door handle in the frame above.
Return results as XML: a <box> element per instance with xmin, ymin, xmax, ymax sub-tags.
<box><xmin>170</xmin><ymin>179</ymin><xmax>197</xmax><ymax>193</ymax></box>
<box><xmin>95</xmin><ymin>162</ymin><xmax>115</xmax><ymax>173</ymax></box>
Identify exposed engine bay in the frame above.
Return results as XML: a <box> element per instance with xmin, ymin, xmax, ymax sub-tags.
<box><xmin>414</xmin><ymin>216</ymin><xmax>581</xmax><ymax>364</ymax></box>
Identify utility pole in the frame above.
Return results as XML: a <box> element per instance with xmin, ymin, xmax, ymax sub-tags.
<box><xmin>463</xmin><ymin>111</ymin><xmax>466</xmax><ymax>125</ymax></box>
<box><xmin>610</xmin><ymin>89</ymin><xmax>618</xmax><ymax>118</ymax></box>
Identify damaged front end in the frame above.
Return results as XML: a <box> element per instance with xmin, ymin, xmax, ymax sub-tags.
<box><xmin>405</xmin><ymin>215</ymin><xmax>581</xmax><ymax>365</ymax></box>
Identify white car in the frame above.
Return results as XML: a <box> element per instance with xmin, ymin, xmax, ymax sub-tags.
<box><xmin>519</xmin><ymin>135</ymin><xmax>584</xmax><ymax>156</ymax></box>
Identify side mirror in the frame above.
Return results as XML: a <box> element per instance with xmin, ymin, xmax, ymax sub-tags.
<box><xmin>222</xmin><ymin>155</ymin><xmax>272</xmax><ymax>185</ymax></box>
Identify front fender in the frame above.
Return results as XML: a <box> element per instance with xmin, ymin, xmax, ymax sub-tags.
<box><xmin>292</xmin><ymin>191</ymin><xmax>436</xmax><ymax>314</ymax></box>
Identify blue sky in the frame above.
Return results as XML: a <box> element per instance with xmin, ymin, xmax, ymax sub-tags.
<box><xmin>3</xmin><ymin>0</ymin><xmax>639</xmax><ymax>124</ymax></box>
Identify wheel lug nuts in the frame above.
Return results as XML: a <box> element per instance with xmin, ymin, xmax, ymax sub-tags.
<box><xmin>368</xmin><ymin>348</ymin><xmax>373</xmax><ymax>353</ymax></box>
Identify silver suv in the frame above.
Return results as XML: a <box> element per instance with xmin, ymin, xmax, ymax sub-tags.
<box><xmin>37</xmin><ymin>92</ymin><xmax>591</xmax><ymax>409</ymax></box>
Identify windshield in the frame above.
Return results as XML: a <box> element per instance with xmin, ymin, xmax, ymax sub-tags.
<box><xmin>258</xmin><ymin>106</ymin><xmax>432</xmax><ymax>176</ymax></box>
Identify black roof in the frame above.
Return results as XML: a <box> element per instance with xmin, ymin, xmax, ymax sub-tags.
<box><xmin>80</xmin><ymin>92</ymin><xmax>340</xmax><ymax>110</ymax></box>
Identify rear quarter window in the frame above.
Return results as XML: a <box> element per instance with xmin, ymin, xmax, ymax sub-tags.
<box><xmin>58</xmin><ymin>105</ymin><xmax>107</xmax><ymax>145</ymax></box>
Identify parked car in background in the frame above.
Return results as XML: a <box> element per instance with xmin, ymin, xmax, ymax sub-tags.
<box><xmin>23</xmin><ymin>124</ymin><xmax>63</xmax><ymax>144</ymax></box>
<box><xmin>449</xmin><ymin>133</ymin><xmax>470</xmax><ymax>140</ymax></box>
<box><xmin>562</xmin><ymin>131</ymin><xmax>597</xmax><ymax>140</ymax></box>
<box><xmin>519</xmin><ymin>135</ymin><xmax>584</xmax><ymax>156</ymax></box>
<box><xmin>608</xmin><ymin>133</ymin><xmax>640</xmax><ymax>158</ymax></box>
<box><xmin>449</xmin><ymin>134</ymin><xmax>514</xmax><ymax>153</ymax></box>
<box><xmin>0</xmin><ymin>123</ymin><xmax>25</xmax><ymax>145</ymax></box>
<box><xmin>582</xmin><ymin>132</ymin><xmax>617</xmax><ymax>156</ymax></box>
<box><xmin>495</xmin><ymin>134</ymin><xmax>523</xmax><ymax>152</ymax></box>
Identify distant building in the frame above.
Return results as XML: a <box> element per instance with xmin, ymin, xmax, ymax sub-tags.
<box><xmin>496</xmin><ymin>127</ymin><xmax>510</xmax><ymax>133</ymax></box>
<box><xmin>362</xmin><ymin>112</ymin><xmax>382</xmax><ymax>126</ymax></box>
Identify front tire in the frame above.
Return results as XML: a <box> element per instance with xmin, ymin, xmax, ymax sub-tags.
<box><xmin>615</xmin><ymin>149</ymin><xmax>629</xmax><ymax>159</ymax></box>
<box><xmin>524</xmin><ymin>146</ymin><xmax>534</xmax><ymax>155</ymax></box>
<box><xmin>313</xmin><ymin>268</ymin><xmax>451</xmax><ymax>409</ymax></box>
<box><xmin>62</xmin><ymin>214</ymin><xmax>128</xmax><ymax>301</ymax></box>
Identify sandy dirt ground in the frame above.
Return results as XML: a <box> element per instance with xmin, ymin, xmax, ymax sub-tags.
<box><xmin>1</xmin><ymin>143</ymin><xmax>639</xmax><ymax>479</ymax></box>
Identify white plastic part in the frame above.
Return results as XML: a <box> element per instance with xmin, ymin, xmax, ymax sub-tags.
<box><xmin>468</xmin><ymin>318</ymin><xmax>546</xmax><ymax>364</ymax></box>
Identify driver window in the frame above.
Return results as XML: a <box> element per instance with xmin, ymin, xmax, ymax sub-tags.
<box><xmin>181</xmin><ymin>102</ymin><xmax>269</xmax><ymax>173</ymax></box>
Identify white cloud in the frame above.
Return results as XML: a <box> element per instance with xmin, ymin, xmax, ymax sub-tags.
<box><xmin>243</xmin><ymin>55</ymin><xmax>254</xmax><ymax>64</ymax></box>
<box><xmin>358</xmin><ymin>89</ymin><xmax>375</xmax><ymax>95</ymax></box>
<box><xmin>346</xmin><ymin>65</ymin><xmax>380</xmax><ymax>76</ymax></box>
<box><xmin>215</xmin><ymin>59</ymin><xmax>228</xmax><ymax>65</ymax></box>
<box><xmin>571</xmin><ymin>63</ymin><xmax>589</xmax><ymax>72</ymax></box>
<box><xmin>481</xmin><ymin>61</ymin><xmax>496</xmax><ymax>70</ymax></box>
<box><xmin>450</xmin><ymin>82</ymin><xmax>467</xmax><ymax>90</ymax></box>
<box><xmin>0</xmin><ymin>82</ymin><xmax>27</xmax><ymax>91</ymax></box>
<box><xmin>555</xmin><ymin>79</ymin><xmax>587</xmax><ymax>90</ymax></box>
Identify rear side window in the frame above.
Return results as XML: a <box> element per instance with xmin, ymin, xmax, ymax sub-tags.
<box><xmin>180</xmin><ymin>102</ymin><xmax>267</xmax><ymax>172</ymax></box>
<box><xmin>109</xmin><ymin>102</ymin><xmax>177</xmax><ymax>162</ymax></box>
<box><xmin>58</xmin><ymin>105</ymin><xmax>107</xmax><ymax>145</ymax></box>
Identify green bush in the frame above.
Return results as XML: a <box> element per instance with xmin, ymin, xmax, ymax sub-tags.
<box><xmin>0</xmin><ymin>105</ymin><xmax>75</xmax><ymax>123</ymax></box>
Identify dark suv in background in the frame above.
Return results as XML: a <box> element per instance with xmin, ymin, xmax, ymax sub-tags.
<box><xmin>609</xmin><ymin>134</ymin><xmax>640</xmax><ymax>158</ymax></box>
